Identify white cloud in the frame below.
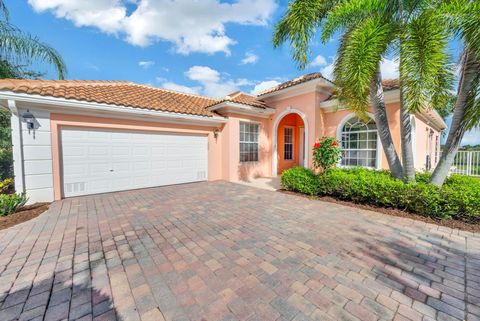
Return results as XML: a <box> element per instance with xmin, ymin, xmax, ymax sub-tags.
<box><xmin>182</xmin><ymin>65</ymin><xmax>254</xmax><ymax>97</ymax></box>
<box><xmin>320</xmin><ymin>57</ymin><xmax>399</xmax><ymax>81</ymax></box>
<box><xmin>320</xmin><ymin>63</ymin><xmax>334</xmax><ymax>80</ymax></box>
<box><xmin>161</xmin><ymin>82</ymin><xmax>201</xmax><ymax>95</ymax></box>
<box><xmin>158</xmin><ymin>65</ymin><xmax>259</xmax><ymax>98</ymax></box>
<box><xmin>380</xmin><ymin>58</ymin><xmax>399</xmax><ymax>79</ymax></box>
<box><xmin>185</xmin><ymin>66</ymin><xmax>220</xmax><ymax>83</ymax></box>
<box><xmin>138</xmin><ymin>60</ymin><xmax>155</xmax><ymax>69</ymax></box>
<box><xmin>308</xmin><ymin>55</ymin><xmax>327</xmax><ymax>68</ymax></box>
<box><xmin>250</xmin><ymin>80</ymin><xmax>280</xmax><ymax>94</ymax></box>
<box><xmin>241</xmin><ymin>52</ymin><xmax>259</xmax><ymax>65</ymax></box>
<box><xmin>28</xmin><ymin>0</ymin><xmax>277</xmax><ymax>55</ymax></box>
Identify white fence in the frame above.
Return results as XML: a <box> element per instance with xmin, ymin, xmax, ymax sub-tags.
<box><xmin>450</xmin><ymin>151</ymin><xmax>480</xmax><ymax>177</ymax></box>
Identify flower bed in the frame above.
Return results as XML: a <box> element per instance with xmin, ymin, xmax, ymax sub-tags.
<box><xmin>281</xmin><ymin>167</ymin><xmax>480</xmax><ymax>223</ymax></box>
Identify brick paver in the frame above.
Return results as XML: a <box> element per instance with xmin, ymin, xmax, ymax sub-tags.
<box><xmin>0</xmin><ymin>181</ymin><xmax>479</xmax><ymax>321</ymax></box>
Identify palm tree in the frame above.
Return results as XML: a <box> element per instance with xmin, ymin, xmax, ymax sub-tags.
<box><xmin>430</xmin><ymin>0</ymin><xmax>480</xmax><ymax>186</ymax></box>
<box><xmin>0</xmin><ymin>0</ymin><xmax>66</xmax><ymax>79</ymax></box>
<box><xmin>273</xmin><ymin>0</ymin><xmax>453</xmax><ymax>182</ymax></box>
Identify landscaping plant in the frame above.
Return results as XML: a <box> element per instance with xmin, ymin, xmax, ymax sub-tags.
<box><xmin>0</xmin><ymin>177</ymin><xmax>13</xmax><ymax>193</ymax></box>
<box><xmin>281</xmin><ymin>167</ymin><xmax>480</xmax><ymax>223</ymax></box>
<box><xmin>0</xmin><ymin>193</ymin><xmax>27</xmax><ymax>216</ymax></box>
<box><xmin>312</xmin><ymin>137</ymin><xmax>343</xmax><ymax>174</ymax></box>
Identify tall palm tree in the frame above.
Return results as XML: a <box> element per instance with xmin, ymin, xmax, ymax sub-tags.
<box><xmin>430</xmin><ymin>0</ymin><xmax>480</xmax><ymax>186</ymax></box>
<box><xmin>273</xmin><ymin>0</ymin><xmax>453</xmax><ymax>182</ymax></box>
<box><xmin>0</xmin><ymin>0</ymin><xmax>66</xmax><ymax>79</ymax></box>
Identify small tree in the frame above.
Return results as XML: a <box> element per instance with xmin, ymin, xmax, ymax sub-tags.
<box><xmin>312</xmin><ymin>137</ymin><xmax>343</xmax><ymax>174</ymax></box>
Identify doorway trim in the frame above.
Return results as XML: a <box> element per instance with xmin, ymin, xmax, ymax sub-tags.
<box><xmin>272</xmin><ymin>108</ymin><xmax>309</xmax><ymax>176</ymax></box>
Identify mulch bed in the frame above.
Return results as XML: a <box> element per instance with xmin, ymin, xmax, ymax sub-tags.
<box><xmin>0</xmin><ymin>203</ymin><xmax>50</xmax><ymax>231</ymax></box>
<box><xmin>279</xmin><ymin>190</ymin><xmax>480</xmax><ymax>233</ymax></box>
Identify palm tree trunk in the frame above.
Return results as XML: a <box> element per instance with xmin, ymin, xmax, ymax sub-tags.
<box><xmin>430</xmin><ymin>49</ymin><xmax>479</xmax><ymax>186</ymax></box>
<box><xmin>370</xmin><ymin>66</ymin><xmax>404</xmax><ymax>179</ymax></box>
<box><xmin>400</xmin><ymin>88</ymin><xmax>416</xmax><ymax>182</ymax></box>
<box><xmin>397</xmin><ymin>0</ymin><xmax>415</xmax><ymax>182</ymax></box>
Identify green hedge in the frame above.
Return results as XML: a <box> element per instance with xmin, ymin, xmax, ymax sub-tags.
<box><xmin>281</xmin><ymin>167</ymin><xmax>480</xmax><ymax>222</ymax></box>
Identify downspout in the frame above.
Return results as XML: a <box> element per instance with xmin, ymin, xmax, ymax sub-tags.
<box><xmin>7</xmin><ymin>100</ymin><xmax>26</xmax><ymax>193</ymax></box>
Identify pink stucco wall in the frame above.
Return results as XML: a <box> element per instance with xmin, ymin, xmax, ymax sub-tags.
<box><xmin>413</xmin><ymin>115</ymin><xmax>441</xmax><ymax>171</ymax></box>
<box><xmin>220</xmin><ymin>113</ymin><xmax>272</xmax><ymax>182</ymax></box>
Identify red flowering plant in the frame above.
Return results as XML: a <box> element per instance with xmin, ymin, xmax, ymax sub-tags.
<box><xmin>312</xmin><ymin>137</ymin><xmax>343</xmax><ymax>174</ymax></box>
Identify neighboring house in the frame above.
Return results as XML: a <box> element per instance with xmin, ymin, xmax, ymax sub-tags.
<box><xmin>0</xmin><ymin>73</ymin><xmax>446</xmax><ymax>203</ymax></box>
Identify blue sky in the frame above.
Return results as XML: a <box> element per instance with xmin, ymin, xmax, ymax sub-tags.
<box><xmin>6</xmin><ymin>0</ymin><xmax>479</xmax><ymax>145</ymax></box>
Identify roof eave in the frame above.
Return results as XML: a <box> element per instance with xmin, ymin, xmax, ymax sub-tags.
<box><xmin>207</xmin><ymin>101</ymin><xmax>275</xmax><ymax>118</ymax></box>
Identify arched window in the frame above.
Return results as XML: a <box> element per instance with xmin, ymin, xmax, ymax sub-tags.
<box><xmin>340</xmin><ymin>116</ymin><xmax>378</xmax><ymax>168</ymax></box>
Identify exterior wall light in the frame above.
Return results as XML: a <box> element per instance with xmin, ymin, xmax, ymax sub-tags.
<box><xmin>213</xmin><ymin>128</ymin><xmax>220</xmax><ymax>138</ymax></box>
<box><xmin>22</xmin><ymin>109</ymin><xmax>35</xmax><ymax>130</ymax></box>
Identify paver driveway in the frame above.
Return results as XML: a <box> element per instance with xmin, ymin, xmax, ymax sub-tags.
<box><xmin>0</xmin><ymin>182</ymin><xmax>479</xmax><ymax>321</ymax></box>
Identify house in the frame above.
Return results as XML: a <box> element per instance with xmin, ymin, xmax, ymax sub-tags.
<box><xmin>0</xmin><ymin>73</ymin><xmax>446</xmax><ymax>204</ymax></box>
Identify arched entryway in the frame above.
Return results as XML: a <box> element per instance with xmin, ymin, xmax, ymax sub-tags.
<box><xmin>272</xmin><ymin>109</ymin><xmax>308</xmax><ymax>176</ymax></box>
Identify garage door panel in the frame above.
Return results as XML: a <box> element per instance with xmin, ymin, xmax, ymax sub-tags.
<box><xmin>88</xmin><ymin>146</ymin><xmax>109</xmax><ymax>157</ymax></box>
<box><xmin>61</xmin><ymin>128</ymin><xmax>208</xmax><ymax>197</ymax></box>
<box><xmin>63</xmin><ymin>146</ymin><xmax>85</xmax><ymax>157</ymax></box>
<box><xmin>111</xmin><ymin>162</ymin><xmax>131</xmax><ymax>173</ymax></box>
<box><xmin>112</xmin><ymin>146</ymin><xmax>130</xmax><ymax>157</ymax></box>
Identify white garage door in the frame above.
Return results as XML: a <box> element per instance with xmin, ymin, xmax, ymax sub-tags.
<box><xmin>60</xmin><ymin>127</ymin><xmax>208</xmax><ymax>197</ymax></box>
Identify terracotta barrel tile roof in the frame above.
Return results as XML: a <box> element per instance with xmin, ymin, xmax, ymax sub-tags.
<box><xmin>258</xmin><ymin>72</ymin><xmax>333</xmax><ymax>96</ymax></box>
<box><xmin>0</xmin><ymin>79</ymin><xmax>219</xmax><ymax>117</ymax></box>
<box><xmin>382</xmin><ymin>79</ymin><xmax>400</xmax><ymax>90</ymax></box>
<box><xmin>207</xmin><ymin>91</ymin><xmax>270</xmax><ymax>109</ymax></box>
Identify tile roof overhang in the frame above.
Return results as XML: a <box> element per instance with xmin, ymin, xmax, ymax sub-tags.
<box><xmin>258</xmin><ymin>72</ymin><xmax>335</xmax><ymax>98</ymax></box>
<box><xmin>206</xmin><ymin>92</ymin><xmax>275</xmax><ymax>118</ymax></box>
<box><xmin>0</xmin><ymin>79</ymin><xmax>228</xmax><ymax>125</ymax></box>
<box><xmin>0</xmin><ymin>79</ymin><xmax>220</xmax><ymax>116</ymax></box>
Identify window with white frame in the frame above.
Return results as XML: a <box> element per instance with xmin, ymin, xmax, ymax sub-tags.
<box><xmin>284</xmin><ymin>127</ymin><xmax>293</xmax><ymax>160</ymax></box>
<box><xmin>340</xmin><ymin>116</ymin><xmax>378</xmax><ymax>168</ymax></box>
<box><xmin>240</xmin><ymin>122</ymin><xmax>259</xmax><ymax>162</ymax></box>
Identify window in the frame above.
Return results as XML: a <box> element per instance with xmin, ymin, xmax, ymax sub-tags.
<box><xmin>340</xmin><ymin>116</ymin><xmax>377</xmax><ymax>168</ymax></box>
<box><xmin>284</xmin><ymin>127</ymin><xmax>293</xmax><ymax>160</ymax></box>
<box><xmin>240</xmin><ymin>122</ymin><xmax>259</xmax><ymax>162</ymax></box>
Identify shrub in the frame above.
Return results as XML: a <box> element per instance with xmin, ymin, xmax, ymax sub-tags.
<box><xmin>0</xmin><ymin>193</ymin><xmax>28</xmax><ymax>216</ymax></box>
<box><xmin>281</xmin><ymin>167</ymin><xmax>322</xmax><ymax>196</ymax></box>
<box><xmin>0</xmin><ymin>178</ymin><xmax>14</xmax><ymax>194</ymax></box>
<box><xmin>312</xmin><ymin>137</ymin><xmax>342</xmax><ymax>173</ymax></box>
<box><xmin>281</xmin><ymin>167</ymin><xmax>480</xmax><ymax>223</ymax></box>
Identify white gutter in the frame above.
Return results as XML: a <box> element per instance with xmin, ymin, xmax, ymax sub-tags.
<box><xmin>0</xmin><ymin>91</ymin><xmax>227</xmax><ymax>125</ymax></box>
<box><xmin>7</xmin><ymin>100</ymin><xmax>25</xmax><ymax>193</ymax></box>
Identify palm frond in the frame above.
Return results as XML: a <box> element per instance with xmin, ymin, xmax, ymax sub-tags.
<box><xmin>439</xmin><ymin>0</ymin><xmax>480</xmax><ymax>58</ymax></box>
<box><xmin>400</xmin><ymin>9</ymin><xmax>454</xmax><ymax>113</ymax></box>
<box><xmin>272</xmin><ymin>0</ymin><xmax>339</xmax><ymax>69</ymax></box>
<box><xmin>0</xmin><ymin>0</ymin><xmax>9</xmax><ymax>21</ymax></box>
<box><xmin>0</xmin><ymin>21</ymin><xmax>66</xmax><ymax>79</ymax></box>
<box><xmin>461</xmin><ymin>52</ymin><xmax>480</xmax><ymax>130</ymax></box>
<box><xmin>321</xmin><ymin>0</ymin><xmax>393</xmax><ymax>43</ymax></box>
<box><xmin>334</xmin><ymin>16</ymin><xmax>394</xmax><ymax>116</ymax></box>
